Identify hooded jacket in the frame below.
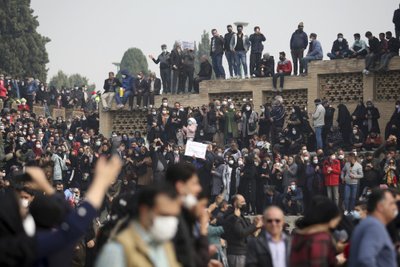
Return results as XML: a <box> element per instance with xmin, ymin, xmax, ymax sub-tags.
<box><xmin>120</xmin><ymin>70</ymin><xmax>135</xmax><ymax>93</ymax></box>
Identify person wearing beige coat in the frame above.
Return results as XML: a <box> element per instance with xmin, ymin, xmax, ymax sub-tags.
<box><xmin>95</xmin><ymin>185</ymin><xmax>181</xmax><ymax>267</ymax></box>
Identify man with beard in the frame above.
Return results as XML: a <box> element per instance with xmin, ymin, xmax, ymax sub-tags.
<box><xmin>210</xmin><ymin>29</ymin><xmax>225</xmax><ymax>79</ymax></box>
<box><xmin>223</xmin><ymin>194</ymin><xmax>263</xmax><ymax>267</ymax></box>
<box><xmin>230</xmin><ymin>24</ymin><xmax>250</xmax><ymax>79</ymax></box>
<box><xmin>224</xmin><ymin>25</ymin><xmax>237</xmax><ymax>78</ymax></box>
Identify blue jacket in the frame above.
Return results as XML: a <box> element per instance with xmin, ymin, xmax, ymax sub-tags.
<box><xmin>349</xmin><ymin>216</ymin><xmax>396</xmax><ymax>267</ymax></box>
<box><xmin>307</xmin><ymin>39</ymin><xmax>323</xmax><ymax>59</ymax></box>
<box><xmin>26</xmin><ymin>80</ymin><xmax>38</xmax><ymax>95</ymax></box>
<box><xmin>120</xmin><ymin>71</ymin><xmax>135</xmax><ymax>93</ymax></box>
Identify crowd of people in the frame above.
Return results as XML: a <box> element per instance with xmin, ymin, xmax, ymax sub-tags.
<box><xmin>2</xmin><ymin>86</ymin><xmax>400</xmax><ymax>266</ymax></box>
<box><xmin>1</xmin><ymin>4</ymin><xmax>400</xmax><ymax>267</ymax></box>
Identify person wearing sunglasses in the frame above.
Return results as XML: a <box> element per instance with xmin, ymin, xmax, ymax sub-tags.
<box><xmin>245</xmin><ymin>206</ymin><xmax>289</xmax><ymax>267</ymax></box>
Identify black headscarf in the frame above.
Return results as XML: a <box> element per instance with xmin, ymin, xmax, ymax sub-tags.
<box><xmin>0</xmin><ymin>189</ymin><xmax>36</xmax><ymax>267</ymax></box>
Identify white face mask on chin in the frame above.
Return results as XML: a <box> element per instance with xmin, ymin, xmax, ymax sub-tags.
<box><xmin>182</xmin><ymin>193</ymin><xmax>198</xmax><ymax>210</ymax></box>
<box><xmin>23</xmin><ymin>214</ymin><xmax>36</xmax><ymax>237</ymax></box>
<box><xmin>150</xmin><ymin>215</ymin><xmax>179</xmax><ymax>243</ymax></box>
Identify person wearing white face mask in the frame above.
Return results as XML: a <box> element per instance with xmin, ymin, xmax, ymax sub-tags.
<box><xmin>327</xmin><ymin>33</ymin><xmax>351</xmax><ymax>60</ymax></box>
<box><xmin>283</xmin><ymin>181</ymin><xmax>304</xmax><ymax>215</ymax></box>
<box><xmin>149</xmin><ymin>44</ymin><xmax>171</xmax><ymax>95</ymax></box>
<box><xmin>322</xmin><ymin>151</ymin><xmax>341</xmax><ymax>206</ymax></box>
<box><xmin>96</xmin><ymin>184</ymin><xmax>182</xmax><ymax>267</ymax></box>
<box><xmin>241</xmin><ymin>103</ymin><xmax>258</xmax><ymax>148</ymax></box>
<box><xmin>164</xmin><ymin>162</ymin><xmax>210</xmax><ymax>267</ymax></box>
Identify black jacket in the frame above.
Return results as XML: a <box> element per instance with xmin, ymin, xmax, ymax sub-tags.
<box><xmin>368</xmin><ymin>37</ymin><xmax>382</xmax><ymax>54</ymax></box>
<box><xmin>223</xmin><ymin>210</ymin><xmax>257</xmax><ymax>255</ymax></box>
<box><xmin>136</xmin><ymin>78</ymin><xmax>149</xmax><ymax>93</ymax></box>
<box><xmin>210</xmin><ymin>35</ymin><xmax>225</xmax><ymax>56</ymax></box>
<box><xmin>331</xmin><ymin>39</ymin><xmax>349</xmax><ymax>54</ymax></box>
<box><xmin>170</xmin><ymin>49</ymin><xmax>183</xmax><ymax>70</ymax></box>
<box><xmin>249</xmin><ymin>33</ymin><xmax>266</xmax><ymax>54</ymax></box>
<box><xmin>148</xmin><ymin>78</ymin><xmax>162</xmax><ymax>94</ymax></box>
<box><xmin>198</xmin><ymin>61</ymin><xmax>212</xmax><ymax>79</ymax></box>
<box><xmin>393</xmin><ymin>8</ymin><xmax>400</xmax><ymax>29</ymax></box>
<box><xmin>173</xmin><ymin>209</ymin><xmax>209</xmax><ymax>267</ymax></box>
<box><xmin>387</xmin><ymin>37</ymin><xmax>400</xmax><ymax>54</ymax></box>
<box><xmin>246</xmin><ymin>230</ymin><xmax>290</xmax><ymax>267</ymax></box>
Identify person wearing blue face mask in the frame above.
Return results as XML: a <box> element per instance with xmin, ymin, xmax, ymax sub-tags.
<box><xmin>352</xmin><ymin>200</ymin><xmax>368</xmax><ymax>223</ymax></box>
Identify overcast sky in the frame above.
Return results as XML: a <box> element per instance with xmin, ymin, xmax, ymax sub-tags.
<box><xmin>31</xmin><ymin>0</ymin><xmax>399</xmax><ymax>88</ymax></box>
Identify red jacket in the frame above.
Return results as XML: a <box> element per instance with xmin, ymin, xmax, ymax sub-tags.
<box><xmin>276</xmin><ymin>59</ymin><xmax>292</xmax><ymax>74</ymax></box>
<box><xmin>322</xmin><ymin>159</ymin><xmax>341</xmax><ymax>186</ymax></box>
<box><xmin>0</xmin><ymin>80</ymin><xmax>7</xmax><ymax>98</ymax></box>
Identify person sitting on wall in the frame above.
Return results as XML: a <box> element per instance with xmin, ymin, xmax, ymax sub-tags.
<box><xmin>362</xmin><ymin>31</ymin><xmax>382</xmax><ymax>75</ymax></box>
<box><xmin>301</xmin><ymin>33</ymin><xmax>323</xmax><ymax>75</ymax></box>
<box><xmin>349</xmin><ymin>33</ymin><xmax>368</xmax><ymax>58</ymax></box>
<box><xmin>376</xmin><ymin>31</ymin><xmax>400</xmax><ymax>72</ymax></box>
<box><xmin>272</xmin><ymin>52</ymin><xmax>292</xmax><ymax>92</ymax></box>
<box><xmin>327</xmin><ymin>33</ymin><xmax>352</xmax><ymax>59</ymax></box>
<box><xmin>194</xmin><ymin>55</ymin><xmax>212</xmax><ymax>94</ymax></box>
<box><xmin>256</xmin><ymin>53</ymin><xmax>274</xmax><ymax>77</ymax></box>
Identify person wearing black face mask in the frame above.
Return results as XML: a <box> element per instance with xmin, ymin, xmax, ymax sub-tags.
<box><xmin>222</xmin><ymin>194</ymin><xmax>263</xmax><ymax>267</ymax></box>
<box><xmin>224</xmin><ymin>25</ymin><xmax>238</xmax><ymax>78</ymax></box>
<box><xmin>272</xmin><ymin>52</ymin><xmax>292</xmax><ymax>92</ymax></box>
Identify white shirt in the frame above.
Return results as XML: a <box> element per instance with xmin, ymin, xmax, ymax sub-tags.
<box><xmin>266</xmin><ymin>233</ymin><xmax>286</xmax><ymax>267</ymax></box>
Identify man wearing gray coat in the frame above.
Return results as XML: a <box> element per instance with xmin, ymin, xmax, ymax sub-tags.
<box><xmin>341</xmin><ymin>152</ymin><xmax>364</xmax><ymax>215</ymax></box>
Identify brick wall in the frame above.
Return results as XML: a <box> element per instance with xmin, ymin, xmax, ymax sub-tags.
<box><xmin>100</xmin><ymin>57</ymin><xmax>400</xmax><ymax>137</ymax></box>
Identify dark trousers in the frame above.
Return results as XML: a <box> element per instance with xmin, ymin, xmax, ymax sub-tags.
<box><xmin>250</xmin><ymin>52</ymin><xmax>261</xmax><ymax>76</ymax></box>
<box><xmin>148</xmin><ymin>92</ymin><xmax>155</xmax><ymax>106</ymax></box>
<box><xmin>179</xmin><ymin>66</ymin><xmax>194</xmax><ymax>93</ymax></box>
<box><xmin>291</xmin><ymin>49</ymin><xmax>304</xmax><ymax>75</ymax></box>
<box><xmin>379</xmin><ymin>52</ymin><xmax>397</xmax><ymax>71</ymax></box>
<box><xmin>225</xmin><ymin>51</ymin><xmax>237</xmax><ymax>77</ymax></box>
<box><xmin>129</xmin><ymin>92</ymin><xmax>141</xmax><ymax>108</ymax></box>
<box><xmin>365</xmin><ymin>52</ymin><xmax>381</xmax><ymax>71</ymax></box>
<box><xmin>26</xmin><ymin>94</ymin><xmax>35</xmax><ymax>109</ymax></box>
<box><xmin>142</xmin><ymin>92</ymin><xmax>149</xmax><ymax>107</ymax></box>
<box><xmin>271</xmin><ymin>125</ymin><xmax>282</xmax><ymax>145</ymax></box>
<box><xmin>272</xmin><ymin>72</ymin><xmax>290</xmax><ymax>89</ymax></box>
<box><xmin>396</xmin><ymin>28</ymin><xmax>400</xmax><ymax>40</ymax></box>
<box><xmin>194</xmin><ymin>77</ymin><xmax>209</xmax><ymax>93</ymax></box>
<box><xmin>171</xmin><ymin>69</ymin><xmax>180</xmax><ymax>94</ymax></box>
<box><xmin>160</xmin><ymin>68</ymin><xmax>171</xmax><ymax>93</ymax></box>
<box><xmin>211</xmin><ymin>53</ymin><xmax>225</xmax><ymax>78</ymax></box>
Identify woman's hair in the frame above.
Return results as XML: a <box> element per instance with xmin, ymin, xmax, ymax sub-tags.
<box><xmin>296</xmin><ymin>196</ymin><xmax>340</xmax><ymax>229</ymax></box>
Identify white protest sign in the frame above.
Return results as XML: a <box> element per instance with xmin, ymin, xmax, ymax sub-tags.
<box><xmin>182</xmin><ymin>41</ymin><xmax>195</xmax><ymax>50</ymax></box>
<box><xmin>184</xmin><ymin>141</ymin><xmax>208</xmax><ymax>159</ymax></box>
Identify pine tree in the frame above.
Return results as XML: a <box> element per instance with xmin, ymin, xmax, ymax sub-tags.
<box><xmin>49</xmin><ymin>70</ymin><xmax>70</xmax><ymax>89</ymax></box>
<box><xmin>0</xmin><ymin>0</ymin><xmax>50</xmax><ymax>81</ymax></box>
<box><xmin>120</xmin><ymin>48</ymin><xmax>149</xmax><ymax>76</ymax></box>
